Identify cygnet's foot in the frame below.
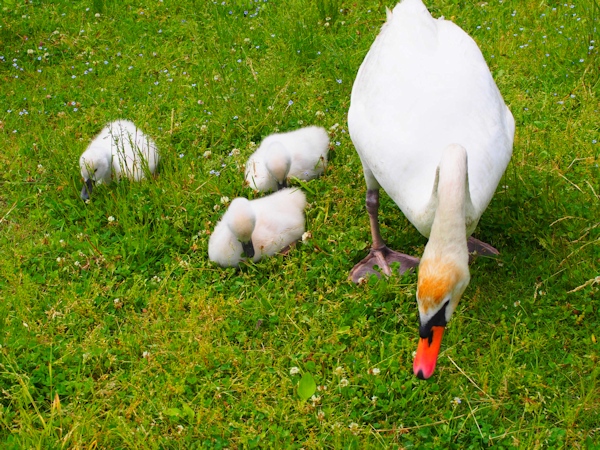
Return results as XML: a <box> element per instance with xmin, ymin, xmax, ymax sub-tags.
<box><xmin>349</xmin><ymin>246</ymin><xmax>420</xmax><ymax>283</ymax></box>
<box><xmin>468</xmin><ymin>236</ymin><xmax>500</xmax><ymax>261</ymax></box>
<box><xmin>278</xmin><ymin>242</ymin><xmax>296</xmax><ymax>256</ymax></box>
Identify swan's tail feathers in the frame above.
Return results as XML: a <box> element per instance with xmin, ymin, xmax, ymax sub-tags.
<box><xmin>394</xmin><ymin>0</ymin><xmax>429</xmax><ymax>17</ymax></box>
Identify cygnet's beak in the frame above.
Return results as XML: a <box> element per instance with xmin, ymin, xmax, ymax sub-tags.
<box><xmin>81</xmin><ymin>178</ymin><xmax>94</xmax><ymax>201</ymax></box>
<box><xmin>241</xmin><ymin>240</ymin><xmax>255</xmax><ymax>258</ymax></box>
<box><xmin>276</xmin><ymin>179</ymin><xmax>288</xmax><ymax>191</ymax></box>
<box><xmin>413</xmin><ymin>325</ymin><xmax>445</xmax><ymax>380</ymax></box>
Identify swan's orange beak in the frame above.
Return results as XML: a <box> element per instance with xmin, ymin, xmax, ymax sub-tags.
<box><xmin>413</xmin><ymin>326</ymin><xmax>445</xmax><ymax>379</ymax></box>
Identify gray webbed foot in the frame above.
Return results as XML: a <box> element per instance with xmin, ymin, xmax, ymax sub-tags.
<box><xmin>467</xmin><ymin>236</ymin><xmax>499</xmax><ymax>263</ymax></box>
<box><xmin>349</xmin><ymin>246</ymin><xmax>420</xmax><ymax>283</ymax></box>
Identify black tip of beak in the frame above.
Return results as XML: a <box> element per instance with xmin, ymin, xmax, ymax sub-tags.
<box><xmin>276</xmin><ymin>180</ymin><xmax>288</xmax><ymax>191</ymax></box>
<box><xmin>81</xmin><ymin>179</ymin><xmax>93</xmax><ymax>201</ymax></box>
<box><xmin>241</xmin><ymin>240</ymin><xmax>255</xmax><ymax>258</ymax></box>
<box><xmin>415</xmin><ymin>370</ymin><xmax>426</xmax><ymax>380</ymax></box>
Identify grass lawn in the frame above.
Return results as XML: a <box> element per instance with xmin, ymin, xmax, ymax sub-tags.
<box><xmin>0</xmin><ymin>0</ymin><xmax>598</xmax><ymax>448</ymax></box>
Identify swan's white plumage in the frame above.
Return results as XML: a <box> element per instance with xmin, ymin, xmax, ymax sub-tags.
<box><xmin>245</xmin><ymin>126</ymin><xmax>330</xmax><ymax>192</ymax></box>
<box><xmin>79</xmin><ymin>119</ymin><xmax>159</xmax><ymax>186</ymax></box>
<box><xmin>208</xmin><ymin>188</ymin><xmax>307</xmax><ymax>267</ymax></box>
<box><xmin>348</xmin><ymin>0</ymin><xmax>514</xmax><ymax>378</ymax></box>
<box><xmin>348</xmin><ymin>0</ymin><xmax>514</xmax><ymax>237</ymax></box>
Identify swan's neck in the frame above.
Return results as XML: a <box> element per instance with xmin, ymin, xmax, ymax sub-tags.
<box><xmin>423</xmin><ymin>145</ymin><xmax>471</xmax><ymax>262</ymax></box>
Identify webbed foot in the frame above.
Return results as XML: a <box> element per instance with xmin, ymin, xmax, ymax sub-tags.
<box><xmin>349</xmin><ymin>246</ymin><xmax>420</xmax><ymax>283</ymax></box>
<box><xmin>467</xmin><ymin>236</ymin><xmax>499</xmax><ymax>262</ymax></box>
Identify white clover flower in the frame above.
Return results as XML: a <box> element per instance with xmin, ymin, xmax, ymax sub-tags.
<box><xmin>339</xmin><ymin>378</ymin><xmax>349</xmax><ymax>387</ymax></box>
<box><xmin>371</xmin><ymin>396</ymin><xmax>378</xmax><ymax>404</ymax></box>
<box><xmin>333</xmin><ymin>366</ymin><xmax>345</xmax><ymax>377</ymax></box>
<box><xmin>220</xmin><ymin>196</ymin><xmax>230</xmax><ymax>205</ymax></box>
<box><xmin>289</xmin><ymin>366</ymin><xmax>300</xmax><ymax>375</ymax></box>
<box><xmin>107</xmin><ymin>216</ymin><xmax>115</xmax><ymax>222</ymax></box>
<box><xmin>213</xmin><ymin>204</ymin><xmax>220</xmax><ymax>211</ymax></box>
<box><xmin>317</xmin><ymin>410</ymin><xmax>325</xmax><ymax>421</ymax></box>
<box><xmin>301</xmin><ymin>231</ymin><xmax>312</xmax><ymax>242</ymax></box>
<box><xmin>349</xmin><ymin>422</ymin><xmax>359</xmax><ymax>434</ymax></box>
<box><xmin>451</xmin><ymin>397</ymin><xmax>462</xmax><ymax>406</ymax></box>
<box><xmin>203</xmin><ymin>150</ymin><xmax>211</xmax><ymax>158</ymax></box>
<box><xmin>368</xmin><ymin>367</ymin><xmax>381</xmax><ymax>375</ymax></box>
<box><xmin>329</xmin><ymin>123</ymin><xmax>339</xmax><ymax>131</ymax></box>
<box><xmin>142</xmin><ymin>351</ymin><xmax>150</xmax><ymax>359</ymax></box>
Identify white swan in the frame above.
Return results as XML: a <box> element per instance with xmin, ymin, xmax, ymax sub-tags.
<box><xmin>245</xmin><ymin>126</ymin><xmax>330</xmax><ymax>192</ymax></box>
<box><xmin>348</xmin><ymin>0</ymin><xmax>514</xmax><ymax>379</ymax></box>
<box><xmin>208</xmin><ymin>188</ymin><xmax>307</xmax><ymax>267</ymax></box>
<box><xmin>79</xmin><ymin>119</ymin><xmax>159</xmax><ymax>200</ymax></box>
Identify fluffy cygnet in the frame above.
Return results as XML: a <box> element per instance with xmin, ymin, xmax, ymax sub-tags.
<box><xmin>79</xmin><ymin>119</ymin><xmax>159</xmax><ymax>200</ymax></box>
<box><xmin>208</xmin><ymin>188</ymin><xmax>307</xmax><ymax>267</ymax></box>
<box><xmin>245</xmin><ymin>126</ymin><xmax>329</xmax><ymax>192</ymax></box>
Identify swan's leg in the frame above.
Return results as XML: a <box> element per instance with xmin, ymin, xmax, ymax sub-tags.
<box><xmin>349</xmin><ymin>189</ymin><xmax>420</xmax><ymax>283</ymax></box>
<box><xmin>367</xmin><ymin>188</ymin><xmax>386</xmax><ymax>249</ymax></box>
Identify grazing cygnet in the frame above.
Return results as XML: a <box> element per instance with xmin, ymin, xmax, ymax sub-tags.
<box><xmin>208</xmin><ymin>188</ymin><xmax>307</xmax><ymax>267</ymax></box>
<box><xmin>79</xmin><ymin>119</ymin><xmax>159</xmax><ymax>200</ymax></box>
<box><xmin>245</xmin><ymin>126</ymin><xmax>329</xmax><ymax>192</ymax></box>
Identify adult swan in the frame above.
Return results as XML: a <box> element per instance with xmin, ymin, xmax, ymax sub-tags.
<box><xmin>348</xmin><ymin>0</ymin><xmax>514</xmax><ymax>379</ymax></box>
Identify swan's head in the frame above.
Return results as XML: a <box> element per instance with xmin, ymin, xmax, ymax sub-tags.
<box><xmin>79</xmin><ymin>148</ymin><xmax>111</xmax><ymax>201</ymax></box>
<box><xmin>414</xmin><ymin>256</ymin><xmax>470</xmax><ymax>379</ymax></box>
<box><xmin>265</xmin><ymin>142</ymin><xmax>291</xmax><ymax>190</ymax></box>
<box><xmin>226</xmin><ymin>198</ymin><xmax>256</xmax><ymax>258</ymax></box>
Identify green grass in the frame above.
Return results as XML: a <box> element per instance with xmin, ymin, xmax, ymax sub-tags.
<box><xmin>0</xmin><ymin>0</ymin><xmax>598</xmax><ymax>448</ymax></box>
